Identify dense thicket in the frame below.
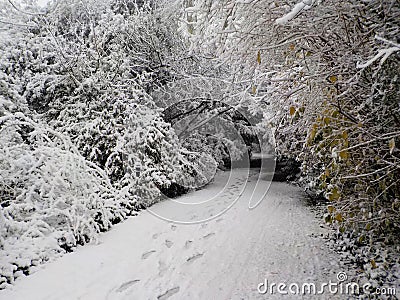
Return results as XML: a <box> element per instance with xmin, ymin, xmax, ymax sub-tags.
<box><xmin>0</xmin><ymin>0</ymin><xmax>216</xmax><ymax>288</ymax></box>
<box><xmin>177</xmin><ymin>0</ymin><xmax>400</xmax><ymax>289</ymax></box>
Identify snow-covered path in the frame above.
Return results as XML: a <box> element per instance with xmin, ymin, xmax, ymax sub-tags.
<box><xmin>0</xmin><ymin>170</ymin><xmax>346</xmax><ymax>300</ymax></box>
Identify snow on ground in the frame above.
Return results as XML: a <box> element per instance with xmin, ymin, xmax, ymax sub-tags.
<box><xmin>0</xmin><ymin>169</ymin><xmax>349</xmax><ymax>299</ymax></box>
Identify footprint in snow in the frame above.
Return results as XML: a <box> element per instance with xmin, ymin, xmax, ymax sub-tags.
<box><xmin>171</xmin><ymin>224</ymin><xmax>177</xmax><ymax>231</ymax></box>
<box><xmin>165</xmin><ymin>240</ymin><xmax>173</xmax><ymax>248</ymax></box>
<box><xmin>186</xmin><ymin>253</ymin><xmax>203</xmax><ymax>263</ymax></box>
<box><xmin>141</xmin><ymin>250</ymin><xmax>156</xmax><ymax>259</ymax></box>
<box><xmin>184</xmin><ymin>240</ymin><xmax>193</xmax><ymax>249</ymax></box>
<box><xmin>116</xmin><ymin>280</ymin><xmax>140</xmax><ymax>292</ymax></box>
<box><xmin>152</xmin><ymin>233</ymin><xmax>160</xmax><ymax>240</ymax></box>
<box><xmin>157</xmin><ymin>287</ymin><xmax>180</xmax><ymax>300</ymax></box>
<box><xmin>203</xmin><ymin>233</ymin><xmax>215</xmax><ymax>240</ymax></box>
<box><xmin>200</xmin><ymin>223</ymin><xmax>207</xmax><ymax>229</ymax></box>
<box><xmin>158</xmin><ymin>260</ymin><xmax>168</xmax><ymax>276</ymax></box>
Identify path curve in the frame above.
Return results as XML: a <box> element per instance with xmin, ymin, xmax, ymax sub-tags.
<box><xmin>0</xmin><ymin>170</ymin><xmax>347</xmax><ymax>300</ymax></box>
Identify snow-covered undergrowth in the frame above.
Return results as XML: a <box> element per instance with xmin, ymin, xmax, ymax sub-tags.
<box><xmin>0</xmin><ymin>0</ymin><xmax>219</xmax><ymax>288</ymax></box>
<box><xmin>0</xmin><ymin>96</ymin><xmax>215</xmax><ymax>290</ymax></box>
<box><xmin>0</xmin><ymin>108</ymin><xmax>133</xmax><ymax>288</ymax></box>
<box><xmin>309</xmin><ymin>201</ymin><xmax>400</xmax><ymax>299</ymax></box>
<box><xmin>328</xmin><ymin>232</ymin><xmax>400</xmax><ymax>299</ymax></box>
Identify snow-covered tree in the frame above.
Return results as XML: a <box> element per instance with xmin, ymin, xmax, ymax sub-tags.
<box><xmin>178</xmin><ymin>0</ymin><xmax>400</xmax><ymax>245</ymax></box>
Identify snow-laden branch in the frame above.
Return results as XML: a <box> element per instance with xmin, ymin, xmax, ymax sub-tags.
<box><xmin>275</xmin><ymin>0</ymin><xmax>314</xmax><ymax>25</ymax></box>
<box><xmin>357</xmin><ymin>35</ymin><xmax>400</xmax><ymax>69</ymax></box>
<box><xmin>0</xmin><ymin>18</ymin><xmax>37</xmax><ymax>27</ymax></box>
<box><xmin>375</xmin><ymin>35</ymin><xmax>400</xmax><ymax>48</ymax></box>
<box><xmin>357</xmin><ymin>47</ymin><xmax>400</xmax><ymax>69</ymax></box>
<box><xmin>7</xmin><ymin>0</ymin><xmax>45</xmax><ymax>16</ymax></box>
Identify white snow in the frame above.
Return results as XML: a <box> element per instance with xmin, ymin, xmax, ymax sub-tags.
<box><xmin>275</xmin><ymin>1</ymin><xmax>314</xmax><ymax>25</ymax></box>
<box><xmin>357</xmin><ymin>47</ymin><xmax>400</xmax><ymax>69</ymax></box>
<box><xmin>0</xmin><ymin>170</ymin><xmax>346</xmax><ymax>299</ymax></box>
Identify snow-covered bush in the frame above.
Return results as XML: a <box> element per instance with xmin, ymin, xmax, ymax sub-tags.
<box><xmin>1</xmin><ymin>0</ymin><xmax>212</xmax><ymax>198</ymax></box>
<box><xmin>0</xmin><ymin>0</ymin><xmax>219</xmax><ymax>288</ymax></box>
<box><xmin>0</xmin><ymin>105</ymin><xmax>137</xmax><ymax>288</ymax></box>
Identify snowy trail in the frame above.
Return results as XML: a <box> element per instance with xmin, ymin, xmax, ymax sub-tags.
<box><xmin>0</xmin><ymin>170</ymin><xmax>345</xmax><ymax>300</ymax></box>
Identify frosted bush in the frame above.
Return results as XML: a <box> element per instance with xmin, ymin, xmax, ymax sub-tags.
<box><xmin>0</xmin><ymin>111</ymin><xmax>134</xmax><ymax>288</ymax></box>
